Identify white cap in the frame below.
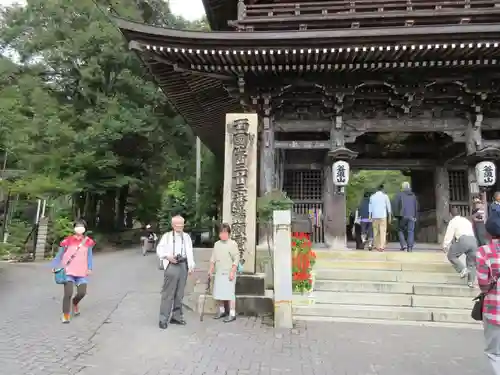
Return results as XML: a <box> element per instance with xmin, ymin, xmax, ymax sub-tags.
<box><xmin>146</xmin><ymin>224</ymin><xmax>151</xmax><ymax>229</ymax></box>
<box><xmin>402</xmin><ymin>181</ymin><xmax>410</xmax><ymax>189</ymax></box>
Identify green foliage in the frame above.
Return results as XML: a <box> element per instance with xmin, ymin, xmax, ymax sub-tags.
<box><xmin>52</xmin><ymin>216</ymin><xmax>73</xmax><ymax>243</ymax></box>
<box><xmin>346</xmin><ymin>170</ymin><xmax>407</xmax><ymax>214</ymax></box>
<box><xmin>257</xmin><ymin>190</ymin><xmax>294</xmax><ymax>223</ymax></box>
<box><xmin>158</xmin><ymin>180</ymin><xmax>191</xmax><ymax>231</ymax></box>
<box><xmin>0</xmin><ymin>218</ymin><xmax>31</xmax><ymax>260</ymax></box>
<box><xmin>0</xmin><ymin>0</ymin><xmax>220</xmax><ymax>237</ymax></box>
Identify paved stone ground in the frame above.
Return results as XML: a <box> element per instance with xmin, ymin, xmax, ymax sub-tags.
<box><xmin>0</xmin><ymin>249</ymin><xmax>493</xmax><ymax>375</ymax></box>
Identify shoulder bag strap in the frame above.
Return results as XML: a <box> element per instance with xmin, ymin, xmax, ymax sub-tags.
<box><xmin>485</xmin><ymin>241</ymin><xmax>499</xmax><ymax>293</ymax></box>
<box><xmin>170</xmin><ymin>232</ymin><xmax>185</xmax><ymax>257</ymax></box>
<box><xmin>63</xmin><ymin>236</ymin><xmax>88</xmax><ymax>268</ymax></box>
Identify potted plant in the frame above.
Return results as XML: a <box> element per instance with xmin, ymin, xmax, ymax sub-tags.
<box><xmin>292</xmin><ymin>232</ymin><xmax>317</xmax><ymax>303</ymax></box>
<box><xmin>257</xmin><ymin>190</ymin><xmax>293</xmax><ymax>249</ymax></box>
<box><xmin>256</xmin><ymin>190</ymin><xmax>293</xmax><ymax>285</ymax></box>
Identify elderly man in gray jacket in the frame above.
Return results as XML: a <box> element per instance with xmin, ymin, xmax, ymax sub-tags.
<box><xmin>393</xmin><ymin>182</ymin><xmax>419</xmax><ymax>252</ymax></box>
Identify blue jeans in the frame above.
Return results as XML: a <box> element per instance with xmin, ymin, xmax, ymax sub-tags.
<box><xmin>398</xmin><ymin>217</ymin><xmax>415</xmax><ymax>249</ymax></box>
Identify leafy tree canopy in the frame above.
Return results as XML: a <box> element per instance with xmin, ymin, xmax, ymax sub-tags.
<box><xmin>0</xmin><ymin>0</ymin><xmax>220</xmax><ymax>237</ymax></box>
<box><xmin>346</xmin><ymin>170</ymin><xmax>408</xmax><ymax>214</ymax></box>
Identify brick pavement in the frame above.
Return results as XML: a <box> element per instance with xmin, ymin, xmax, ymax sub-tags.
<box><xmin>0</xmin><ymin>249</ymin><xmax>494</xmax><ymax>375</ymax></box>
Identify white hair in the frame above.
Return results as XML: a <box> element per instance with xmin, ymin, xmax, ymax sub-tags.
<box><xmin>171</xmin><ymin>215</ymin><xmax>185</xmax><ymax>223</ymax></box>
<box><xmin>402</xmin><ymin>181</ymin><xmax>410</xmax><ymax>189</ymax></box>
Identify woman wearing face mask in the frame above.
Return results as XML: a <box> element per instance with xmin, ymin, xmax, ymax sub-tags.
<box><xmin>51</xmin><ymin>219</ymin><xmax>95</xmax><ymax>323</ymax></box>
<box><xmin>209</xmin><ymin>223</ymin><xmax>239</xmax><ymax>323</ymax></box>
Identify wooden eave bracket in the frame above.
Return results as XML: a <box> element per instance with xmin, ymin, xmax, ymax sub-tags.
<box><xmin>467</xmin><ymin>146</ymin><xmax>500</xmax><ymax>163</ymax></box>
<box><xmin>327</xmin><ymin>147</ymin><xmax>358</xmax><ymax>161</ymax></box>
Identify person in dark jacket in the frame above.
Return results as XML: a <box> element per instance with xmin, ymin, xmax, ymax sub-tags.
<box><xmin>347</xmin><ymin>212</ymin><xmax>363</xmax><ymax>249</ymax></box>
<box><xmin>393</xmin><ymin>182</ymin><xmax>418</xmax><ymax>252</ymax></box>
<box><xmin>355</xmin><ymin>191</ymin><xmax>373</xmax><ymax>250</ymax></box>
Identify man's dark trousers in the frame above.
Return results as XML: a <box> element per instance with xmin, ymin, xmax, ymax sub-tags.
<box><xmin>398</xmin><ymin>217</ymin><xmax>415</xmax><ymax>250</ymax></box>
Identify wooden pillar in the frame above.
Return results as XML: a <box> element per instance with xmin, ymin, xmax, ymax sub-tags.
<box><xmin>322</xmin><ymin>113</ymin><xmax>356</xmax><ymax>250</ymax></box>
<box><xmin>259</xmin><ymin>96</ymin><xmax>274</xmax><ymax>196</ymax></box>
<box><xmin>467</xmin><ymin>166</ymin><xmax>478</xmax><ymax>215</ymax></box>
<box><xmin>257</xmin><ymin>95</ymin><xmax>274</xmax><ymax>246</ymax></box>
<box><xmin>274</xmin><ymin>149</ymin><xmax>284</xmax><ymax>191</ymax></box>
<box><xmin>435</xmin><ymin>166</ymin><xmax>450</xmax><ymax>244</ymax></box>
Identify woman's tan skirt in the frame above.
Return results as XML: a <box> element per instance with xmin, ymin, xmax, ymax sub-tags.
<box><xmin>213</xmin><ymin>270</ymin><xmax>236</xmax><ymax>301</ymax></box>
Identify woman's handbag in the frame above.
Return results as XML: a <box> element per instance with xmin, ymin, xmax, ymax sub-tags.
<box><xmin>228</xmin><ymin>249</ymin><xmax>245</xmax><ymax>274</ymax></box>
<box><xmin>53</xmin><ymin>236</ymin><xmax>88</xmax><ymax>285</ymax></box>
<box><xmin>237</xmin><ymin>259</ymin><xmax>245</xmax><ymax>274</ymax></box>
<box><xmin>471</xmin><ymin>278</ymin><xmax>498</xmax><ymax>321</ymax></box>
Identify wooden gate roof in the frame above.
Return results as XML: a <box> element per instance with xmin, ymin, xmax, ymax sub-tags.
<box><xmin>202</xmin><ymin>0</ymin><xmax>236</xmax><ymax>31</ymax></box>
<box><xmin>114</xmin><ymin>16</ymin><xmax>500</xmax><ymax>154</ymax></box>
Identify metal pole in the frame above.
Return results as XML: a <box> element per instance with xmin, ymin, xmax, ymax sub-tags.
<box><xmin>41</xmin><ymin>199</ymin><xmax>47</xmax><ymax>218</ymax></box>
<box><xmin>35</xmin><ymin>199</ymin><xmax>41</xmax><ymax>225</ymax></box>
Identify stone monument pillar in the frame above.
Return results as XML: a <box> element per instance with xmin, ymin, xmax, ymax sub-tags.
<box><xmin>273</xmin><ymin>209</ymin><xmax>293</xmax><ymax>329</ymax></box>
<box><xmin>222</xmin><ymin>113</ymin><xmax>258</xmax><ymax>273</ymax></box>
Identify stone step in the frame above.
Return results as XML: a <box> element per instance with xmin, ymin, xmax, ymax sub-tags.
<box><xmin>413</xmin><ymin>284</ymin><xmax>478</xmax><ymax>298</ymax></box>
<box><xmin>315</xmin><ymin>280</ymin><xmax>479</xmax><ymax>298</ymax></box>
<box><xmin>293</xmin><ymin>304</ymin><xmax>478</xmax><ymax>324</ymax></box>
<box><xmin>315</xmin><ymin>280</ymin><xmax>414</xmax><ymax>294</ymax></box>
<box><xmin>412</xmin><ymin>295</ymin><xmax>473</xmax><ymax>309</ymax></box>
<box><xmin>315</xmin><ymin>269</ymin><xmax>465</xmax><ymax>284</ymax></box>
<box><xmin>195</xmin><ymin>292</ymin><xmax>273</xmax><ymax>316</ymax></box>
<box><xmin>315</xmin><ymin>250</ymin><xmax>445</xmax><ymax>262</ymax></box>
<box><xmin>315</xmin><ymin>259</ymin><xmax>453</xmax><ymax>273</ymax></box>
<box><xmin>294</xmin><ymin>304</ymin><xmax>432</xmax><ymax>322</ymax></box>
<box><xmin>294</xmin><ymin>291</ymin><xmax>475</xmax><ymax>310</ymax></box>
<box><xmin>297</xmin><ymin>291</ymin><xmax>413</xmax><ymax>306</ymax></box>
<box><xmin>293</xmin><ymin>316</ymin><xmax>481</xmax><ymax>330</ymax></box>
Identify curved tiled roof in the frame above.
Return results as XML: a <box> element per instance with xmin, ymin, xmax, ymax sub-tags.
<box><xmin>114</xmin><ymin>17</ymin><xmax>500</xmax><ymax>154</ymax></box>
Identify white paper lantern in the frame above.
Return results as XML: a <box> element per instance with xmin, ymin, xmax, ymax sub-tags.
<box><xmin>475</xmin><ymin>161</ymin><xmax>497</xmax><ymax>187</ymax></box>
<box><xmin>332</xmin><ymin>160</ymin><xmax>350</xmax><ymax>186</ymax></box>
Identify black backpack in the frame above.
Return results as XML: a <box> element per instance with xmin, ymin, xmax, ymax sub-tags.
<box><xmin>486</xmin><ymin>206</ymin><xmax>500</xmax><ymax>237</ymax></box>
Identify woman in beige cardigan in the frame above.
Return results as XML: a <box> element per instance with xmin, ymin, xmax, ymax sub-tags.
<box><xmin>209</xmin><ymin>223</ymin><xmax>239</xmax><ymax>323</ymax></box>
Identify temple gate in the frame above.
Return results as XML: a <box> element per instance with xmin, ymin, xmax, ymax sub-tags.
<box><xmin>115</xmin><ymin>0</ymin><xmax>500</xmax><ymax>251</ymax></box>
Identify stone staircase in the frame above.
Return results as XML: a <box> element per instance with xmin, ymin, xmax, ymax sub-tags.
<box><xmin>293</xmin><ymin>250</ymin><xmax>480</xmax><ymax>325</ymax></box>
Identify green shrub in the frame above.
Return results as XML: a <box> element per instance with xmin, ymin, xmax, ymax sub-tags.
<box><xmin>0</xmin><ymin>219</ymin><xmax>32</xmax><ymax>260</ymax></box>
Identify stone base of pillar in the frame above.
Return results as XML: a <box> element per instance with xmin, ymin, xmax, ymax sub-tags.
<box><xmin>325</xmin><ymin>235</ymin><xmax>348</xmax><ymax>250</ymax></box>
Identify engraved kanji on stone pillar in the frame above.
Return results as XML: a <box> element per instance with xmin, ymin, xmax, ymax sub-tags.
<box><xmin>222</xmin><ymin>113</ymin><xmax>258</xmax><ymax>273</ymax></box>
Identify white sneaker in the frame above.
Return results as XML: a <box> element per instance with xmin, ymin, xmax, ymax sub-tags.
<box><xmin>459</xmin><ymin>269</ymin><xmax>469</xmax><ymax>278</ymax></box>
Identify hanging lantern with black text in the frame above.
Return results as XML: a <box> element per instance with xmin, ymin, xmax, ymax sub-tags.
<box><xmin>332</xmin><ymin>160</ymin><xmax>350</xmax><ymax>187</ymax></box>
<box><xmin>475</xmin><ymin>161</ymin><xmax>497</xmax><ymax>187</ymax></box>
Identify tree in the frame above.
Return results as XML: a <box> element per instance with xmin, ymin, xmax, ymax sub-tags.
<box><xmin>346</xmin><ymin>170</ymin><xmax>407</xmax><ymax>214</ymax></box>
<box><xmin>0</xmin><ymin>0</ymin><xmax>218</xmax><ymax>238</ymax></box>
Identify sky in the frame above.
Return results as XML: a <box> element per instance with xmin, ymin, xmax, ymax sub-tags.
<box><xmin>0</xmin><ymin>0</ymin><xmax>207</xmax><ymax>21</ymax></box>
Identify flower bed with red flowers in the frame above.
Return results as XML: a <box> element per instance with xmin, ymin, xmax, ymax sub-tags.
<box><xmin>291</xmin><ymin>232</ymin><xmax>317</xmax><ymax>294</ymax></box>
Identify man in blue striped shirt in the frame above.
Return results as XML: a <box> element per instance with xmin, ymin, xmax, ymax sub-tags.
<box><xmin>369</xmin><ymin>185</ymin><xmax>392</xmax><ymax>252</ymax></box>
